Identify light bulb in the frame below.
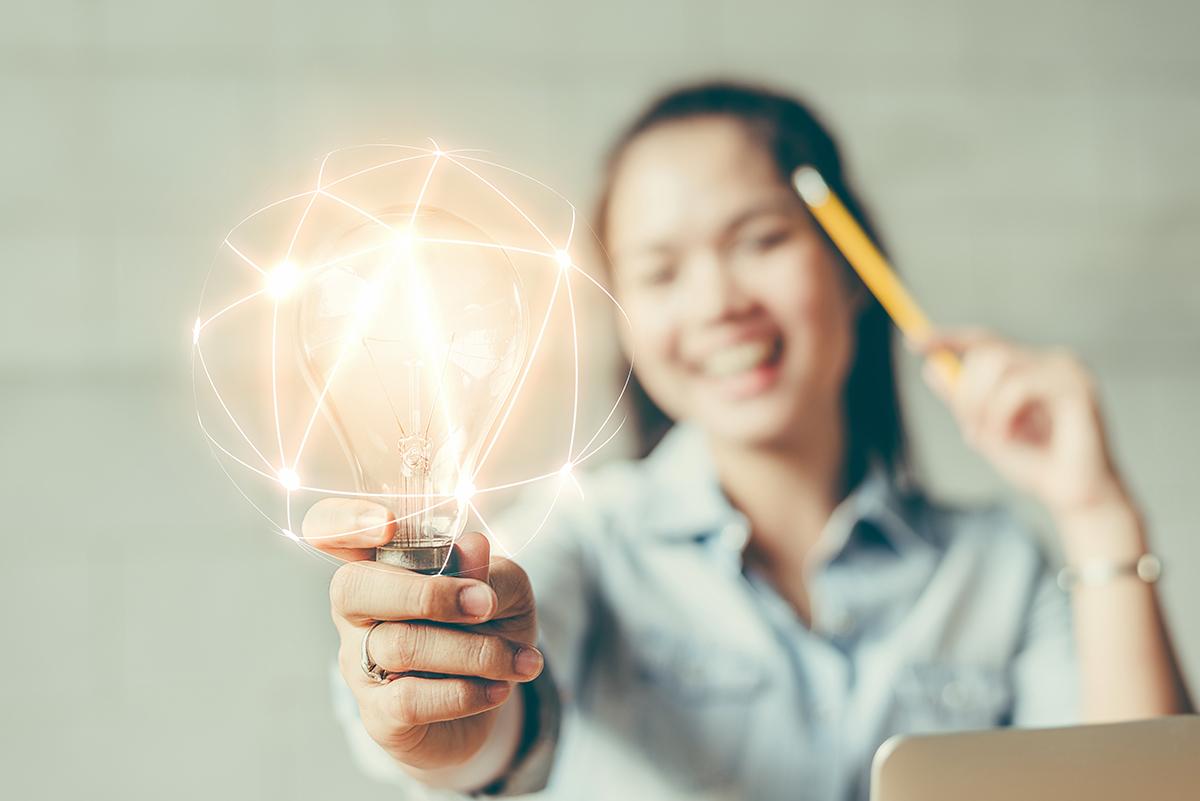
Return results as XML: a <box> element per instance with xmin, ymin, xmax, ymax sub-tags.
<box><xmin>297</xmin><ymin>205</ymin><xmax>528</xmax><ymax>572</ymax></box>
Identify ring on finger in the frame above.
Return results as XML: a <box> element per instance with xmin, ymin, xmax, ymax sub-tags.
<box><xmin>360</xmin><ymin>621</ymin><xmax>390</xmax><ymax>684</ymax></box>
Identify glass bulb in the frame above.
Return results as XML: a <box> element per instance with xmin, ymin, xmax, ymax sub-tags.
<box><xmin>296</xmin><ymin>205</ymin><xmax>528</xmax><ymax>571</ymax></box>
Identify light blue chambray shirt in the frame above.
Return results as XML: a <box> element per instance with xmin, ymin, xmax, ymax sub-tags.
<box><xmin>335</xmin><ymin>423</ymin><xmax>1080</xmax><ymax>800</ymax></box>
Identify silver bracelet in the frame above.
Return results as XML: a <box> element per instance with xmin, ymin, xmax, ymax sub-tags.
<box><xmin>1056</xmin><ymin>553</ymin><xmax>1163</xmax><ymax>592</ymax></box>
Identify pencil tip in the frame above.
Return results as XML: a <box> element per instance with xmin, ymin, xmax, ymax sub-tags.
<box><xmin>792</xmin><ymin>166</ymin><xmax>829</xmax><ymax>206</ymax></box>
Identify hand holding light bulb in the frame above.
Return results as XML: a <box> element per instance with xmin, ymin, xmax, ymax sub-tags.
<box><xmin>296</xmin><ymin>205</ymin><xmax>543</xmax><ymax>782</ymax></box>
<box><xmin>193</xmin><ymin>143</ymin><xmax>630</xmax><ymax>787</ymax></box>
<box><xmin>303</xmin><ymin>504</ymin><xmax>543</xmax><ymax>783</ymax></box>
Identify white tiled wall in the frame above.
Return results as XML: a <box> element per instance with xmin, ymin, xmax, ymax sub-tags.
<box><xmin>2</xmin><ymin>2</ymin><xmax>1197</xmax><ymax>797</ymax></box>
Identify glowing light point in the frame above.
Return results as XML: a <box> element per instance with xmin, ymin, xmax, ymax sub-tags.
<box><xmin>267</xmin><ymin>260</ymin><xmax>300</xmax><ymax>298</ymax></box>
<box><xmin>433</xmin><ymin>148</ymin><xmax>444</xmax><ymax>158</ymax></box>
<box><xmin>192</xmin><ymin>318</ymin><xmax>201</xmax><ymax>344</ymax></box>
<box><xmin>559</xmin><ymin>461</ymin><xmax>584</xmax><ymax>498</ymax></box>
<box><xmin>554</xmin><ymin>249</ymin><xmax>572</xmax><ymax>270</ymax></box>
<box><xmin>277</xmin><ymin>467</ymin><xmax>301</xmax><ymax>491</ymax></box>
<box><xmin>393</xmin><ymin>227</ymin><xmax>415</xmax><ymax>256</ymax></box>
<box><xmin>454</xmin><ymin>478</ymin><xmax>477</xmax><ymax>506</ymax></box>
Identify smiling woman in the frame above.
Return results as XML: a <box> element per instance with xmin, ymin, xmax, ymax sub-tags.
<box><xmin>310</xmin><ymin>81</ymin><xmax>1192</xmax><ymax>801</ymax></box>
<box><xmin>594</xmin><ymin>84</ymin><xmax>904</xmax><ymax>486</ymax></box>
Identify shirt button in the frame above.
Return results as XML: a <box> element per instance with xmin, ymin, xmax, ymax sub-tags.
<box><xmin>941</xmin><ymin>680</ymin><xmax>969</xmax><ymax>710</ymax></box>
<box><xmin>816</xmin><ymin>700</ymin><xmax>837</xmax><ymax>721</ymax></box>
<box><xmin>825</xmin><ymin>608</ymin><xmax>856</xmax><ymax>637</ymax></box>
<box><xmin>719</xmin><ymin>521</ymin><xmax>749</xmax><ymax>551</ymax></box>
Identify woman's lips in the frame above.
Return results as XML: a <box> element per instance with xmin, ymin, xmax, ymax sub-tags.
<box><xmin>696</xmin><ymin>336</ymin><xmax>784</xmax><ymax>399</ymax></box>
<box><xmin>701</xmin><ymin>339</ymin><xmax>777</xmax><ymax>377</ymax></box>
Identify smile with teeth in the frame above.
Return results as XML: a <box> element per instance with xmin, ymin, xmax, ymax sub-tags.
<box><xmin>701</xmin><ymin>337</ymin><xmax>781</xmax><ymax>377</ymax></box>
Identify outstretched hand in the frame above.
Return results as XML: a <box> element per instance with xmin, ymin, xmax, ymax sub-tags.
<box><xmin>303</xmin><ymin>499</ymin><xmax>542</xmax><ymax>773</ymax></box>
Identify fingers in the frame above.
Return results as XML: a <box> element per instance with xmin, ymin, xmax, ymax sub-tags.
<box><xmin>953</xmin><ymin>345</ymin><xmax>1027</xmax><ymax>441</ymax></box>
<box><xmin>302</xmin><ymin>498</ymin><xmax>394</xmax><ymax>560</ymax></box>
<box><xmin>978</xmin><ymin>363</ymin><xmax>1048</xmax><ymax>443</ymax></box>
<box><xmin>447</xmin><ymin>533</ymin><xmax>533</xmax><ymax>620</ymax></box>
<box><xmin>330</xmin><ymin>560</ymin><xmax>498</xmax><ymax>626</ymax></box>
<box><xmin>918</xmin><ymin>328</ymin><xmax>1024</xmax><ymax>427</ymax></box>
<box><xmin>372</xmin><ymin>675</ymin><xmax>514</xmax><ymax>728</ymax></box>
<box><xmin>435</xmin><ymin>532</ymin><xmax>533</xmax><ymax>622</ymax></box>
<box><xmin>365</xmin><ymin>622</ymin><xmax>544</xmax><ymax>682</ymax></box>
<box><xmin>916</xmin><ymin>326</ymin><xmax>1005</xmax><ymax>355</ymax></box>
<box><xmin>923</xmin><ymin>333</ymin><xmax>1083</xmax><ymax>451</ymax></box>
<box><xmin>452</xmin><ymin>532</ymin><xmax>491</xmax><ymax>582</ymax></box>
<box><xmin>918</xmin><ymin>327</ymin><xmax>1032</xmax><ymax>450</ymax></box>
<box><xmin>487</xmin><ymin>558</ymin><xmax>536</xmax><ymax>621</ymax></box>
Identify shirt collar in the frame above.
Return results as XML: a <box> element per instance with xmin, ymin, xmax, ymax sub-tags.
<box><xmin>641</xmin><ymin>424</ymin><xmax>933</xmax><ymax>561</ymax></box>
<box><xmin>641</xmin><ymin>424</ymin><xmax>736</xmax><ymax>540</ymax></box>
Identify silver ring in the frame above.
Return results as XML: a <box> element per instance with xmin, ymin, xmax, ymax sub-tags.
<box><xmin>360</xmin><ymin>621</ymin><xmax>390</xmax><ymax>684</ymax></box>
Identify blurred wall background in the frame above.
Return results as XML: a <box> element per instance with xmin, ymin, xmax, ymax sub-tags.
<box><xmin>2</xmin><ymin>1</ymin><xmax>1197</xmax><ymax>798</ymax></box>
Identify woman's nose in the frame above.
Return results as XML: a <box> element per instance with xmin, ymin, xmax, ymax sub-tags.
<box><xmin>686</xmin><ymin>252</ymin><xmax>755</xmax><ymax>323</ymax></box>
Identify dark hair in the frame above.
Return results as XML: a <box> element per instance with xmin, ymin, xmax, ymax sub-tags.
<box><xmin>595</xmin><ymin>80</ymin><xmax>909</xmax><ymax>489</ymax></box>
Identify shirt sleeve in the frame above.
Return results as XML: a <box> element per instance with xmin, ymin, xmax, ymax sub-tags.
<box><xmin>492</xmin><ymin>486</ymin><xmax>599</xmax><ymax>707</ymax></box>
<box><xmin>1009</xmin><ymin>557</ymin><xmax>1082</xmax><ymax>728</ymax></box>
<box><xmin>475</xmin><ymin>485</ymin><xmax>600</xmax><ymax>795</ymax></box>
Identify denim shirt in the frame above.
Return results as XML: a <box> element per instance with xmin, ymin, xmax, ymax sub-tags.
<box><xmin>335</xmin><ymin>424</ymin><xmax>1079</xmax><ymax>800</ymax></box>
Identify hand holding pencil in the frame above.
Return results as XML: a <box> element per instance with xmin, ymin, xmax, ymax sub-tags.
<box><xmin>794</xmin><ymin>164</ymin><xmax>1140</xmax><ymax>531</ymax></box>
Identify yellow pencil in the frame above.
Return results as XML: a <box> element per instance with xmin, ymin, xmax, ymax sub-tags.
<box><xmin>792</xmin><ymin>166</ymin><xmax>959</xmax><ymax>383</ymax></box>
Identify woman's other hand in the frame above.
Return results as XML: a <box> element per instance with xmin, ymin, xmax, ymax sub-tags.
<box><xmin>302</xmin><ymin>498</ymin><xmax>543</xmax><ymax>776</ymax></box>
<box><xmin>918</xmin><ymin>330</ymin><xmax>1139</xmax><ymax>555</ymax></box>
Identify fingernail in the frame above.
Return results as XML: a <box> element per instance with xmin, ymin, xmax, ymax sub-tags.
<box><xmin>514</xmin><ymin>647</ymin><xmax>543</xmax><ymax>678</ymax></box>
<box><xmin>459</xmin><ymin>584</ymin><xmax>493</xmax><ymax>617</ymax></box>
<box><xmin>357</xmin><ymin>508</ymin><xmax>388</xmax><ymax>532</ymax></box>
<box><xmin>487</xmin><ymin>681</ymin><xmax>513</xmax><ymax>704</ymax></box>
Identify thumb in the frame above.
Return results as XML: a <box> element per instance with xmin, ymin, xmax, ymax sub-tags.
<box><xmin>452</xmin><ymin>531</ymin><xmax>492</xmax><ymax>583</ymax></box>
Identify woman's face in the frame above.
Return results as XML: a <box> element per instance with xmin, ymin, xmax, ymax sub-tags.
<box><xmin>606</xmin><ymin>116</ymin><xmax>861</xmax><ymax>447</ymax></box>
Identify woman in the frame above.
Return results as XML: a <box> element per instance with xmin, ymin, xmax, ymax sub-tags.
<box><xmin>303</xmin><ymin>82</ymin><xmax>1192</xmax><ymax>800</ymax></box>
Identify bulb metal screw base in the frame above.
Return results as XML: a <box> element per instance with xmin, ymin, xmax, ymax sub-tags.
<box><xmin>376</xmin><ymin>537</ymin><xmax>455</xmax><ymax>574</ymax></box>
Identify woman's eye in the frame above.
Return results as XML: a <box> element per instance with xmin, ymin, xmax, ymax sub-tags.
<box><xmin>743</xmin><ymin>229</ymin><xmax>790</xmax><ymax>251</ymax></box>
<box><xmin>640</xmin><ymin>264</ymin><xmax>677</xmax><ymax>286</ymax></box>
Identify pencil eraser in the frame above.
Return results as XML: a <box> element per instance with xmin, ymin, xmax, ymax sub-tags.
<box><xmin>792</xmin><ymin>166</ymin><xmax>829</xmax><ymax>206</ymax></box>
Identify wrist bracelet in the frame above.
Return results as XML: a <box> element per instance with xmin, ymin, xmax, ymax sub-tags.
<box><xmin>1056</xmin><ymin>553</ymin><xmax>1163</xmax><ymax>592</ymax></box>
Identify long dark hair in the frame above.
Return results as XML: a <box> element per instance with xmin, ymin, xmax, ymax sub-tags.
<box><xmin>595</xmin><ymin>80</ymin><xmax>910</xmax><ymax>489</ymax></box>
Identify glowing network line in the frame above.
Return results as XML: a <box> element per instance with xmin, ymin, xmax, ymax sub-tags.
<box><xmin>192</xmin><ymin>142</ymin><xmax>635</xmax><ymax>573</ymax></box>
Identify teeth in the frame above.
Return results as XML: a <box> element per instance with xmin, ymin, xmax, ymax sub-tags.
<box><xmin>702</xmin><ymin>340</ymin><xmax>775</xmax><ymax>377</ymax></box>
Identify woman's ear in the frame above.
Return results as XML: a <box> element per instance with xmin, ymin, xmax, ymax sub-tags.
<box><xmin>854</xmin><ymin>286</ymin><xmax>870</xmax><ymax>315</ymax></box>
<box><xmin>844</xmin><ymin>275</ymin><xmax>869</xmax><ymax>319</ymax></box>
<box><xmin>826</xmin><ymin>243</ymin><xmax>868</xmax><ymax>318</ymax></box>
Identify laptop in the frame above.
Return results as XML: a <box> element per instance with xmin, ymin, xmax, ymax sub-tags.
<box><xmin>871</xmin><ymin>715</ymin><xmax>1200</xmax><ymax>801</ymax></box>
